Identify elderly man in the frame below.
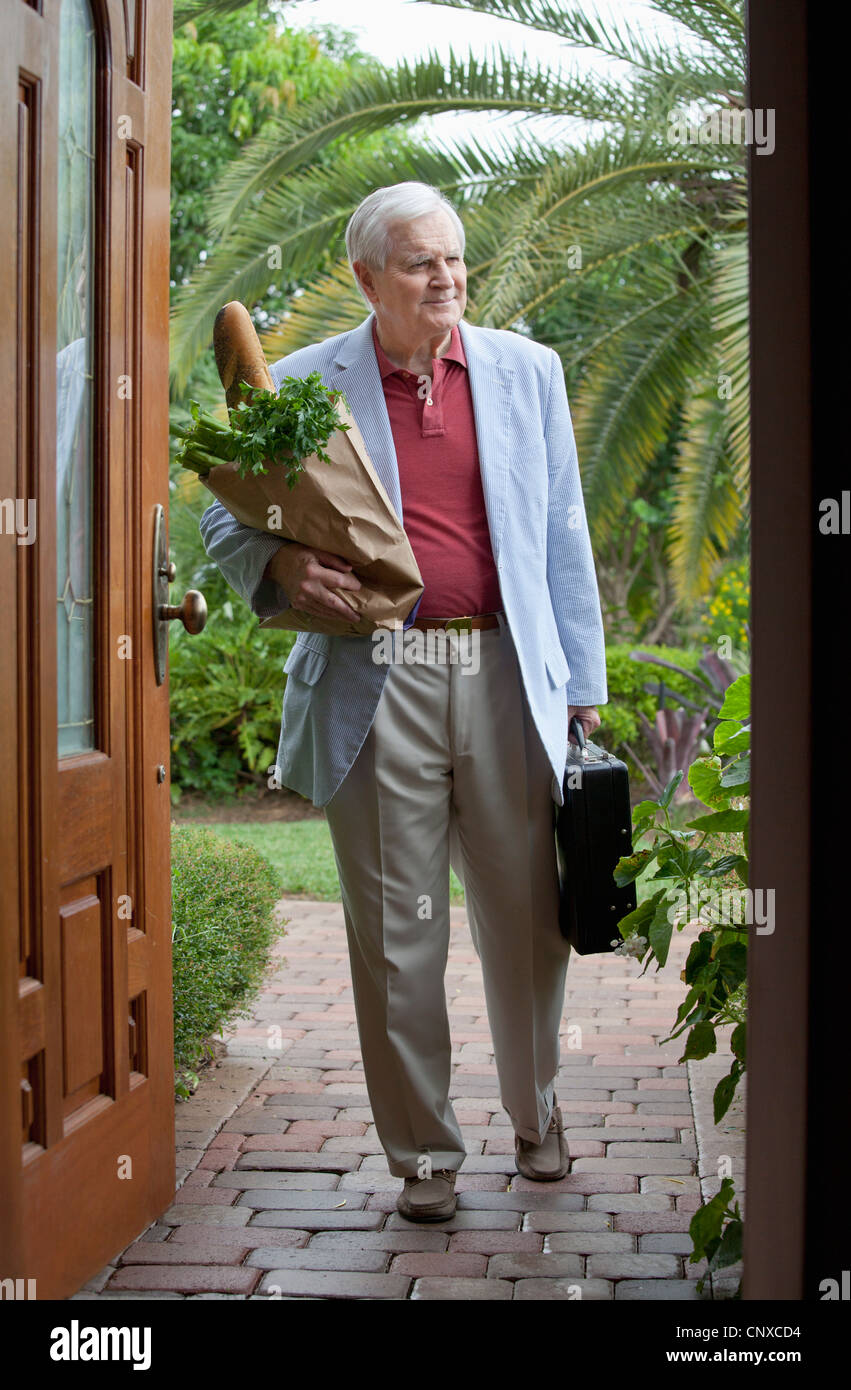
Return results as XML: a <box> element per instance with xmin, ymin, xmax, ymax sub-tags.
<box><xmin>200</xmin><ymin>182</ymin><xmax>607</xmax><ymax>1223</ymax></box>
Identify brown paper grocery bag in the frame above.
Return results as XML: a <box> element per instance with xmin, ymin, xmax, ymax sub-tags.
<box><xmin>200</xmin><ymin>401</ymin><xmax>423</xmax><ymax>636</ymax></box>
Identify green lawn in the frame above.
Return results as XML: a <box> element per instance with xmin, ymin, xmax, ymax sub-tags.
<box><xmin>191</xmin><ymin>794</ymin><xmax>712</xmax><ymax>907</ymax></box>
<box><xmin>192</xmin><ymin>819</ymin><xmax>466</xmax><ymax>904</ymax></box>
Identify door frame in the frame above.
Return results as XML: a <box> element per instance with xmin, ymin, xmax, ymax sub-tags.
<box><xmin>0</xmin><ymin>0</ymin><xmax>175</xmax><ymax>1299</ymax></box>
<box><xmin>744</xmin><ymin>0</ymin><xmax>848</xmax><ymax>1298</ymax></box>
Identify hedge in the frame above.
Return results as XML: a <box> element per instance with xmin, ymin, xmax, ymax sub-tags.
<box><xmin>171</xmin><ymin>822</ymin><xmax>285</xmax><ymax>1095</ymax></box>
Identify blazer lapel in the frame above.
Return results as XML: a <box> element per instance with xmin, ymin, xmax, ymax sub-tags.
<box><xmin>328</xmin><ymin>314</ymin><xmax>403</xmax><ymax>519</ymax></box>
<box><xmin>459</xmin><ymin>319</ymin><xmax>513</xmax><ymax>564</ymax></box>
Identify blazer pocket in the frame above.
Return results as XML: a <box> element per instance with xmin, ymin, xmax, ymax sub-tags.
<box><xmin>283</xmin><ymin>642</ymin><xmax>329</xmax><ymax>686</ymax></box>
<box><xmin>545</xmin><ymin>643</ymin><xmax>570</xmax><ymax>689</ymax></box>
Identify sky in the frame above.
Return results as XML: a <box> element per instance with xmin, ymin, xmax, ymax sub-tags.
<box><xmin>281</xmin><ymin>0</ymin><xmax>704</xmax><ymax>150</ymax></box>
<box><xmin>284</xmin><ymin>0</ymin><xmax>690</xmax><ymax>68</ymax></box>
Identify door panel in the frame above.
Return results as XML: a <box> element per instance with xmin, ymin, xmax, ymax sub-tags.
<box><xmin>1</xmin><ymin>0</ymin><xmax>175</xmax><ymax>1299</ymax></box>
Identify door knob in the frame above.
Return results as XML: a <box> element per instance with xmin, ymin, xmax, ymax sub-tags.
<box><xmin>160</xmin><ymin>590</ymin><xmax>207</xmax><ymax>634</ymax></box>
<box><xmin>152</xmin><ymin>504</ymin><xmax>206</xmax><ymax>684</ymax></box>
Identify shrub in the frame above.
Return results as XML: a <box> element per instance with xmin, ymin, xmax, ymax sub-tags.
<box><xmin>167</xmin><ymin>465</ymin><xmax>295</xmax><ymax>801</ymax></box>
<box><xmin>169</xmin><ymin>609</ymin><xmax>295</xmax><ymax>801</ymax></box>
<box><xmin>600</xmin><ymin>643</ymin><xmax>705</xmax><ymax>776</ymax></box>
<box><xmin>171</xmin><ymin>823</ymin><xmax>285</xmax><ymax>1095</ymax></box>
<box><xmin>700</xmin><ymin>558</ymin><xmax>750</xmax><ymax>651</ymax></box>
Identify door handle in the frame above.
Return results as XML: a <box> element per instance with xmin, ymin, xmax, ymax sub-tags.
<box><xmin>152</xmin><ymin>503</ymin><xmax>207</xmax><ymax>685</ymax></box>
<box><xmin>160</xmin><ymin>588</ymin><xmax>207</xmax><ymax>633</ymax></box>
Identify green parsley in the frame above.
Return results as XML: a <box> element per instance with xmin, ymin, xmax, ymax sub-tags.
<box><xmin>173</xmin><ymin>371</ymin><xmax>350</xmax><ymax>490</ymax></box>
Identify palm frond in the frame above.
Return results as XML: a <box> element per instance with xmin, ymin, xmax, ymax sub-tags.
<box><xmin>668</xmin><ymin>387</ymin><xmax>744</xmax><ymax>600</ymax></box>
<box><xmin>169</xmin><ymin>132</ymin><xmax>583</xmax><ymax>390</ymax></box>
<box><xmin>651</xmin><ymin>0</ymin><xmax>746</xmax><ymax>55</ymax></box>
<box><xmin>413</xmin><ymin>0</ymin><xmax>744</xmax><ymax>88</ymax></box>
<box><xmin>710</xmin><ymin>206</ymin><xmax>749</xmax><ymax>494</ymax></box>
<box><xmin>173</xmin><ymin>0</ymin><xmax>256</xmax><ymax>25</ymax></box>
<box><xmin>518</xmin><ymin>228</ymin><xmax>710</xmax><ymax>359</ymax></box>
<box><xmin>202</xmin><ymin>48</ymin><xmax>683</xmax><ymax>239</ymax></box>
<box><xmin>572</xmin><ymin>285</ymin><xmax>713</xmax><ymax>526</ymax></box>
<box><xmin>461</xmin><ymin>132</ymin><xmax>725</xmax><ymax>326</ymax></box>
<box><xmin>258</xmin><ymin>260</ymin><xmax>370</xmax><ymax>360</ymax></box>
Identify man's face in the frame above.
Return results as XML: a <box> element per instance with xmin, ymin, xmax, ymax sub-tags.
<box><xmin>354</xmin><ymin>210</ymin><xmax>467</xmax><ymax>347</ymax></box>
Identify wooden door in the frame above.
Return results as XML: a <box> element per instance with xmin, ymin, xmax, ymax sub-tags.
<box><xmin>0</xmin><ymin>0</ymin><xmax>176</xmax><ymax>1299</ymax></box>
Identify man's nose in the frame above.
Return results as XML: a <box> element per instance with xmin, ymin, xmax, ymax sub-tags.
<box><xmin>430</xmin><ymin>260</ymin><xmax>454</xmax><ymax>285</ymax></box>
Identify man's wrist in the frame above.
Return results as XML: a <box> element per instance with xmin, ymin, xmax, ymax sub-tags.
<box><xmin>262</xmin><ymin>546</ymin><xmax>283</xmax><ymax>582</ymax></box>
<box><xmin>252</xmin><ymin>541</ymin><xmax>294</xmax><ymax>616</ymax></box>
<box><xmin>261</xmin><ymin>542</ymin><xmax>296</xmax><ymax>591</ymax></box>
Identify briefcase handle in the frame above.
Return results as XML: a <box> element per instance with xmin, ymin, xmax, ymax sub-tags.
<box><xmin>569</xmin><ymin>714</ymin><xmax>589</xmax><ymax>760</ymax></box>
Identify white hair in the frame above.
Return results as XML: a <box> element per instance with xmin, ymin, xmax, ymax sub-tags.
<box><xmin>345</xmin><ymin>182</ymin><xmax>465</xmax><ymax>307</ymax></box>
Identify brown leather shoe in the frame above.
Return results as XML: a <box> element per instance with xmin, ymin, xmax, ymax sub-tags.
<box><xmin>515</xmin><ymin>1096</ymin><xmax>570</xmax><ymax>1180</ymax></box>
<box><xmin>396</xmin><ymin>1168</ymin><xmax>458</xmax><ymax>1222</ymax></box>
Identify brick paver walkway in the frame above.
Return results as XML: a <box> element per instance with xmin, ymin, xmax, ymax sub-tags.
<box><xmin>74</xmin><ymin>898</ymin><xmax>744</xmax><ymax>1301</ymax></box>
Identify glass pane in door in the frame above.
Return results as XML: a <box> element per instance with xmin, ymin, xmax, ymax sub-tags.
<box><xmin>56</xmin><ymin>0</ymin><xmax>96</xmax><ymax>757</ymax></box>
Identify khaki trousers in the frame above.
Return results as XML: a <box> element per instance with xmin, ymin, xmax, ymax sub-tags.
<box><xmin>323</xmin><ymin>617</ymin><xmax>571</xmax><ymax>1178</ymax></box>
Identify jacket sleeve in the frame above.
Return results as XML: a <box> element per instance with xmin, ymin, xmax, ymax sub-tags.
<box><xmin>198</xmin><ymin>499</ymin><xmax>293</xmax><ymax>620</ymax></box>
<box><xmin>543</xmin><ymin>348</ymin><xmax>608</xmax><ymax>707</ymax></box>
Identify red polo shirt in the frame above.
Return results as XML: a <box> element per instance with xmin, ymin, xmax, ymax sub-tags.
<box><xmin>371</xmin><ymin>318</ymin><xmax>502</xmax><ymax>618</ymax></box>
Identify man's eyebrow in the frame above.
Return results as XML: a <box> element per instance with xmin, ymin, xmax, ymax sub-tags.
<box><xmin>401</xmin><ymin>248</ymin><xmax>461</xmax><ymax>261</ymax></box>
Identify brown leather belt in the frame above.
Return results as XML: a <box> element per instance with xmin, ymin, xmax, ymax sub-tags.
<box><xmin>408</xmin><ymin>612</ymin><xmax>503</xmax><ymax>632</ymax></box>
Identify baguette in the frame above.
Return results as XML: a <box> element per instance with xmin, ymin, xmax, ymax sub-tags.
<box><xmin>213</xmin><ymin>300</ymin><xmax>275</xmax><ymax>409</ymax></box>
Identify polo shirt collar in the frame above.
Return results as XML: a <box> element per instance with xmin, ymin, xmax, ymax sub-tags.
<box><xmin>371</xmin><ymin>317</ymin><xmax>467</xmax><ymax>377</ymax></box>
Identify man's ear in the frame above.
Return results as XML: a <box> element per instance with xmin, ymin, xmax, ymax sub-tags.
<box><xmin>352</xmin><ymin>261</ymin><xmax>378</xmax><ymax>305</ymax></box>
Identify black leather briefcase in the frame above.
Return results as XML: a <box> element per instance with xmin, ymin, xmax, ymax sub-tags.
<box><xmin>555</xmin><ymin>716</ymin><xmax>637</xmax><ymax>954</ymax></box>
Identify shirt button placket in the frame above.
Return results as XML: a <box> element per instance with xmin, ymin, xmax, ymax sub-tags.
<box><xmin>426</xmin><ymin>362</ymin><xmax>437</xmax><ymax>407</ymax></box>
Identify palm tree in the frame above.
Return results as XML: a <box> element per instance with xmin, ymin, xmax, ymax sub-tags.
<box><xmin>170</xmin><ymin>0</ymin><xmax>750</xmax><ymax>613</ymax></box>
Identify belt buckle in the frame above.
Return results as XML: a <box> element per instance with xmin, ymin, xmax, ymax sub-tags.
<box><xmin>445</xmin><ymin>615</ymin><xmax>473</xmax><ymax>633</ymax></box>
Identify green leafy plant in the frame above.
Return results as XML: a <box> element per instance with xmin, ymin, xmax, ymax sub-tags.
<box><xmin>169</xmin><ymin>610</ymin><xmax>295</xmax><ymax>801</ymax></box>
<box><xmin>171</xmin><ymin>823</ymin><xmax>285</xmax><ymax>1096</ymax></box>
<box><xmin>687</xmin><ymin>1178</ymin><xmax>744</xmax><ymax>1291</ymax></box>
<box><xmin>600</xmin><ymin>643</ymin><xmax>704</xmax><ymax>787</ymax></box>
<box><xmin>614</xmin><ymin>672</ymin><xmax>750</xmax><ymax>1295</ymax></box>
<box><xmin>630</xmin><ymin>646</ymin><xmax>739</xmax><ymax>728</ymax></box>
<box><xmin>174</xmin><ymin>1069</ymin><xmax>200</xmax><ymax>1103</ymax></box>
<box><xmin>172</xmin><ymin>370</ymin><xmax>350</xmax><ymax>487</ymax></box>
<box><xmin>616</xmin><ymin>645</ymin><xmax>741</xmax><ymax>798</ymax></box>
<box><xmin>700</xmin><ymin>558</ymin><xmax>750</xmax><ymax>651</ymax></box>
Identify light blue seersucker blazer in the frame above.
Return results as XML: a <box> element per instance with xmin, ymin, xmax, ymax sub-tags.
<box><xmin>199</xmin><ymin>311</ymin><xmax>608</xmax><ymax>808</ymax></box>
